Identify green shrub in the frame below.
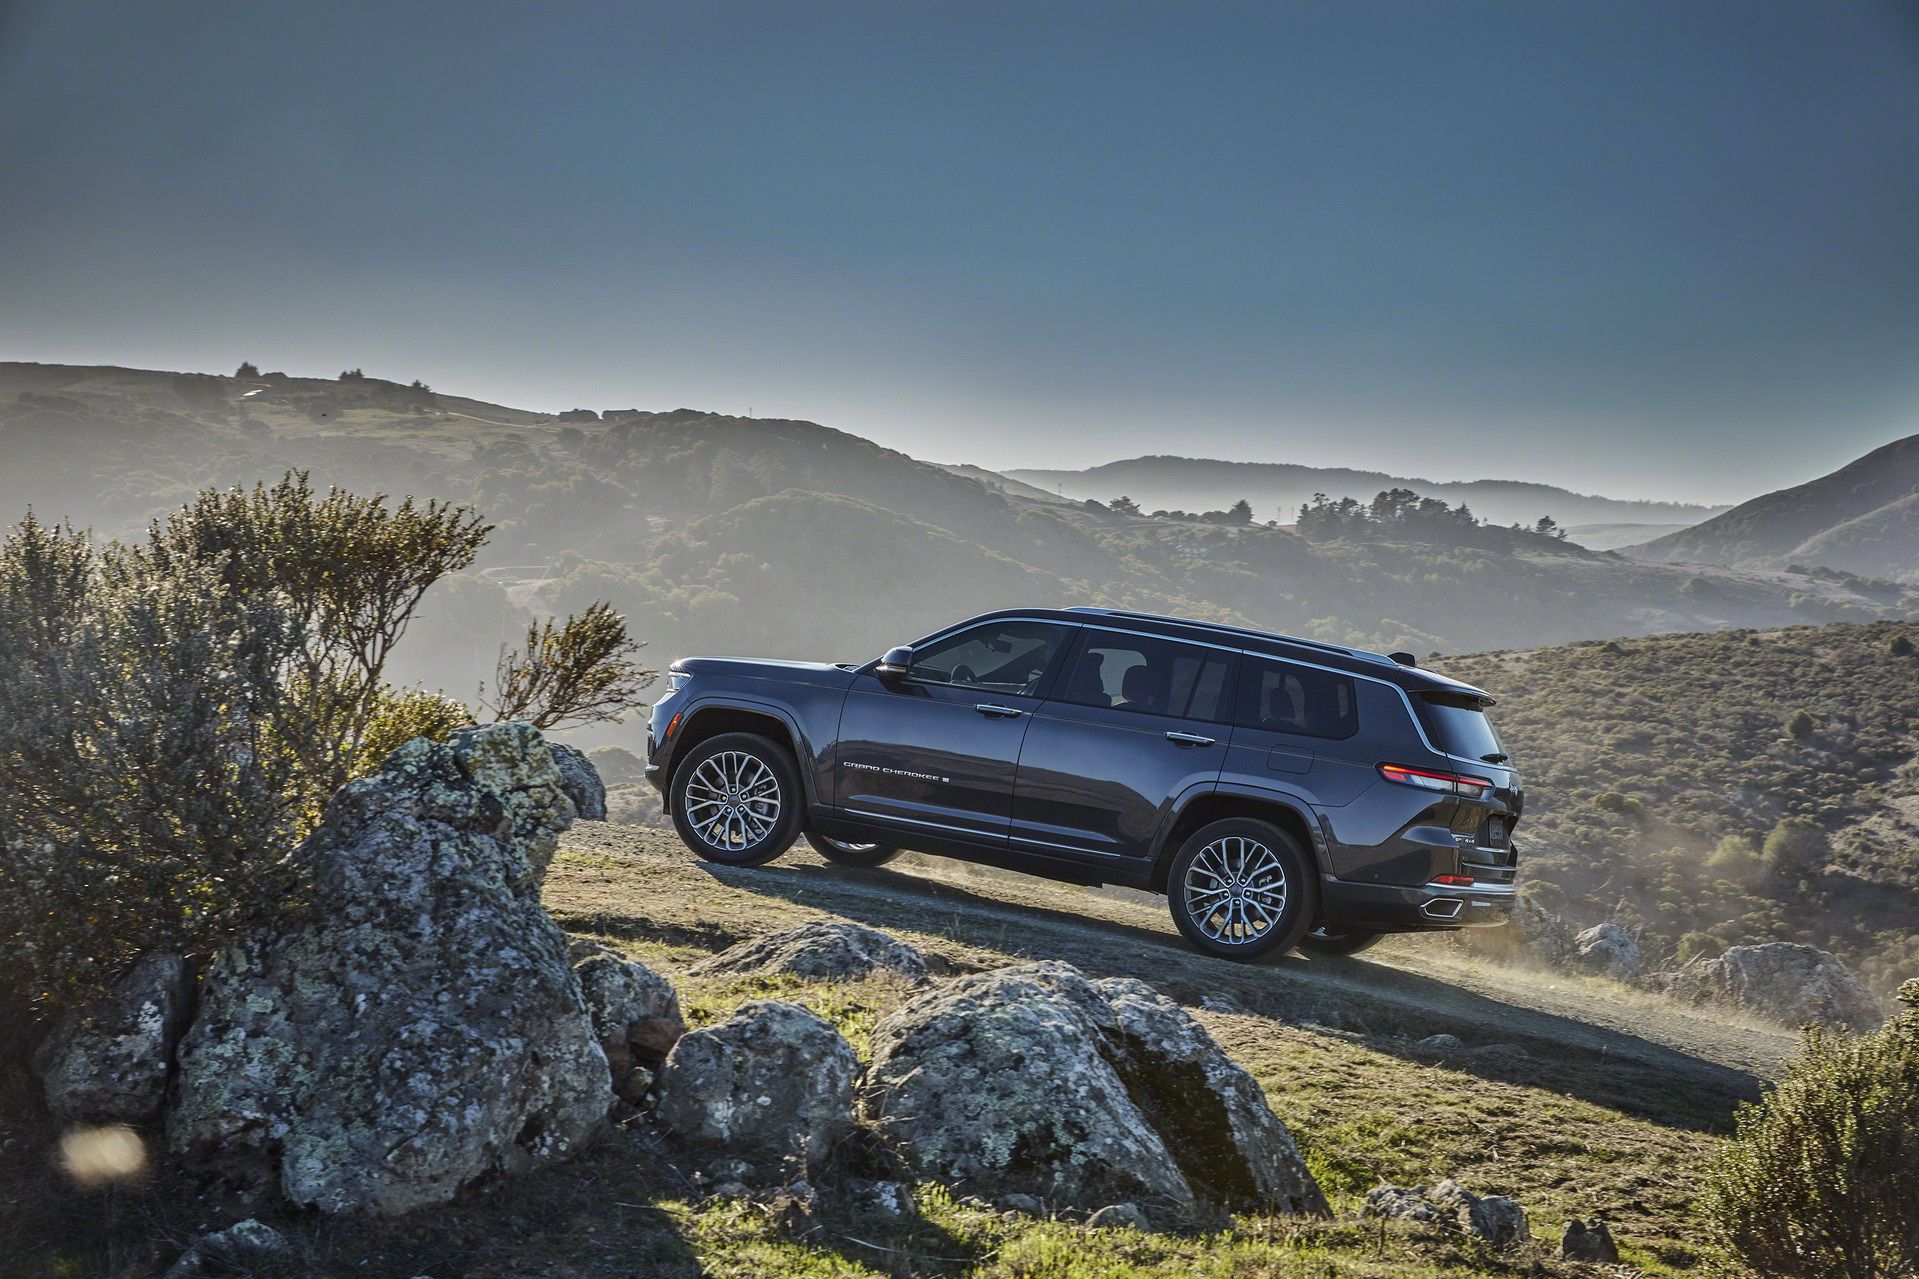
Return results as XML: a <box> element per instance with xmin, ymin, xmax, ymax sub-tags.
<box><xmin>0</xmin><ymin>476</ymin><xmax>648</xmax><ymax>1016</ymax></box>
<box><xmin>1763</xmin><ymin>817</ymin><xmax>1830</xmax><ymax>883</ymax></box>
<box><xmin>1702</xmin><ymin>994</ymin><xmax>1919</xmax><ymax>1279</ymax></box>
<box><xmin>1676</xmin><ymin>931</ymin><xmax>1727</xmax><ymax>964</ymax></box>
<box><xmin>1786</xmin><ymin>708</ymin><xmax>1817</xmax><ymax>739</ymax></box>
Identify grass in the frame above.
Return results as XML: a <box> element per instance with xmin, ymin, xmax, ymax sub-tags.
<box><xmin>1</xmin><ymin>835</ymin><xmax>1764</xmax><ymax>1277</ymax></box>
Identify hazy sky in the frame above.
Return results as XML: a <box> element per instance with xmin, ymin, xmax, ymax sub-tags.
<box><xmin>3</xmin><ymin>1</ymin><xmax>1917</xmax><ymax>503</ymax></box>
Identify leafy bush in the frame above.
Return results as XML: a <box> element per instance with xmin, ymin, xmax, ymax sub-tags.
<box><xmin>0</xmin><ymin>475</ymin><xmax>648</xmax><ymax>1016</ymax></box>
<box><xmin>1702</xmin><ymin>988</ymin><xmax>1919</xmax><ymax>1278</ymax></box>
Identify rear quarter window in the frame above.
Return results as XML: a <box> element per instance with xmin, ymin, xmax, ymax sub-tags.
<box><xmin>1414</xmin><ymin>691</ymin><xmax>1503</xmax><ymax>760</ymax></box>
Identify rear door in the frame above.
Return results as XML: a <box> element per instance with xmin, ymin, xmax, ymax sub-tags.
<box><xmin>1009</xmin><ymin>628</ymin><xmax>1235</xmax><ymax>864</ymax></box>
<box><xmin>836</xmin><ymin>619</ymin><xmax>1075</xmax><ymax>843</ymax></box>
<box><xmin>1222</xmin><ymin>654</ymin><xmax>1373</xmax><ymax>806</ymax></box>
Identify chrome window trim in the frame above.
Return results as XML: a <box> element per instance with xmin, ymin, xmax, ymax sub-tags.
<box><xmin>898</xmin><ymin>615</ymin><xmax>1495</xmax><ymax>772</ymax></box>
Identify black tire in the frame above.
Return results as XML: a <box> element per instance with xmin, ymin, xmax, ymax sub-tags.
<box><xmin>669</xmin><ymin>732</ymin><xmax>803</xmax><ymax>867</ymax></box>
<box><xmin>1166</xmin><ymin>817</ymin><xmax>1317</xmax><ymax>961</ymax></box>
<box><xmin>804</xmin><ymin>833</ymin><xmax>904</xmax><ymax>869</ymax></box>
<box><xmin>1299</xmin><ymin>927</ymin><xmax>1387</xmax><ymax>957</ymax></box>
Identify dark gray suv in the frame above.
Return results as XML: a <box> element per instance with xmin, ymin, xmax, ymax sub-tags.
<box><xmin>646</xmin><ymin>607</ymin><xmax>1519</xmax><ymax>960</ymax></box>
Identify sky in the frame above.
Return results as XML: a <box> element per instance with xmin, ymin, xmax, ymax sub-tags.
<box><xmin>2</xmin><ymin>1</ymin><xmax>1917</xmax><ymax>504</ymax></box>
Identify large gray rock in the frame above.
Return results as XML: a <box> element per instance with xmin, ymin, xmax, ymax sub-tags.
<box><xmin>690</xmin><ymin>922</ymin><xmax>929</xmax><ymax>984</ymax></box>
<box><xmin>573</xmin><ymin>942</ymin><xmax>683</xmax><ymax>1102</ymax></box>
<box><xmin>1363</xmin><ymin>1179</ymin><xmax>1529</xmax><ymax>1248</ymax></box>
<box><xmin>549</xmin><ymin>743</ymin><xmax>607</xmax><ymax>820</ymax></box>
<box><xmin>33</xmin><ymin>953</ymin><xmax>191</xmax><ymax>1123</ymax></box>
<box><xmin>1660</xmin><ymin>942</ymin><xmax>1882</xmax><ymax>1031</ymax></box>
<box><xmin>1574</xmin><ymin>923</ymin><xmax>1643</xmax><ymax>981</ymax></box>
<box><xmin>861</xmin><ymin>962</ymin><xmax>1326</xmax><ymax>1220</ymax></box>
<box><xmin>654</xmin><ymin>1000</ymin><xmax>858</xmax><ymax>1176</ymax></box>
<box><xmin>162</xmin><ymin>1219</ymin><xmax>293</xmax><ymax>1278</ymax></box>
<box><xmin>168</xmin><ymin>723</ymin><xmax>608</xmax><ymax>1216</ymax></box>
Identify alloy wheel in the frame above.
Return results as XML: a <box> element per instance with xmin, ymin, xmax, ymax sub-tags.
<box><xmin>1182</xmin><ymin>834</ymin><xmax>1289</xmax><ymax>946</ymax></box>
<box><xmin>682</xmin><ymin>750</ymin><xmax>782</xmax><ymax>852</ymax></box>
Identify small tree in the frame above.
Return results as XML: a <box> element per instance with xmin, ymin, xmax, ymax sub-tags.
<box><xmin>1225</xmin><ymin>498</ymin><xmax>1254</xmax><ymax>525</ymax></box>
<box><xmin>485</xmin><ymin>602</ymin><xmax>656</xmax><ymax>730</ymax></box>
<box><xmin>1763</xmin><ymin>816</ymin><xmax>1829</xmax><ymax>882</ymax></box>
<box><xmin>1109</xmin><ymin>495</ymin><xmax>1141</xmax><ymax>516</ymax></box>
<box><xmin>1702</xmin><ymin>988</ymin><xmax>1919</xmax><ymax>1278</ymax></box>
<box><xmin>235</xmin><ymin>360</ymin><xmax>261</xmax><ymax>378</ymax></box>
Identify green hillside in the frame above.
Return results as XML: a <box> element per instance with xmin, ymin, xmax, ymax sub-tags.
<box><xmin>8</xmin><ymin>362</ymin><xmax>1919</xmax><ymax>747</ymax></box>
<box><xmin>1441</xmin><ymin>621</ymin><xmax>1919</xmax><ymax>989</ymax></box>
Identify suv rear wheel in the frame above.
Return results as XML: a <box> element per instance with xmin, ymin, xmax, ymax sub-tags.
<box><xmin>670</xmin><ymin>732</ymin><xmax>803</xmax><ymax>867</ymax></box>
<box><xmin>1167</xmin><ymin>817</ymin><xmax>1316</xmax><ymax>960</ymax></box>
<box><xmin>804</xmin><ymin>833</ymin><xmax>903</xmax><ymax>869</ymax></box>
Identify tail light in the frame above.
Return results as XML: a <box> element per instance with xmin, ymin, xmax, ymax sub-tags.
<box><xmin>1431</xmin><ymin>873</ymin><xmax>1476</xmax><ymax>887</ymax></box>
<box><xmin>1378</xmin><ymin>763</ymin><xmax>1492</xmax><ymax>798</ymax></box>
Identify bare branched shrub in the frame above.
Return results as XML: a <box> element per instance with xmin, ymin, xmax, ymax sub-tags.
<box><xmin>485</xmin><ymin>601</ymin><xmax>656</xmax><ymax>730</ymax></box>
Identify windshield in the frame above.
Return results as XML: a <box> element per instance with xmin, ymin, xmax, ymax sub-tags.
<box><xmin>1414</xmin><ymin>692</ymin><xmax>1505</xmax><ymax>762</ymax></box>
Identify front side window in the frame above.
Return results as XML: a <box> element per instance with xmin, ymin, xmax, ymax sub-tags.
<box><xmin>1236</xmin><ymin>657</ymin><xmax>1358</xmax><ymax>739</ymax></box>
<box><xmin>906</xmin><ymin>620</ymin><xmax>1072</xmax><ymax>696</ymax></box>
<box><xmin>1056</xmin><ymin>632</ymin><xmax>1232</xmax><ymax>721</ymax></box>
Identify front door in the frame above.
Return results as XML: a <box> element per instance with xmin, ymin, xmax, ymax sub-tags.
<box><xmin>835</xmin><ymin>619</ymin><xmax>1075</xmax><ymax>843</ymax></box>
<box><xmin>1010</xmin><ymin>628</ymin><xmax>1236</xmax><ymax>863</ymax></box>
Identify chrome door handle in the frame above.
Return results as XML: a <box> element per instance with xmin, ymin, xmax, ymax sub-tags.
<box><xmin>1165</xmin><ymin>731</ymin><xmax>1216</xmax><ymax>746</ymax></box>
<box><xmin>975</xmin><ymin>703</ymin><xmax>1025</xmax><ymax>718</ymax></box>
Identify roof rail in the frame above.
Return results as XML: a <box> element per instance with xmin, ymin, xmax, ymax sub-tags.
<box><xmin>1062</xmin><ymin>607</ymin><xmax>1396</xmax><ymax>665</ymax></box>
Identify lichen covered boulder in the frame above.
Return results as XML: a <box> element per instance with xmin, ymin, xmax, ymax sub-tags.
<box><xmin>690</xmin><ymin>922</ymin><xmax>929</xmax><ymax>984</ymax></box>
<box><xmin>1364</xmin><ymin>1179</ymin><xmax>1529</xmax><ymax>1247</ymax></box>
<box><xmin>168</xmin><ymin>723</ymin><xmax>608</xmax><ymax>1216</ymax></box>
<box><xmin>549</xmin><ymin>743</ymin><xmax>607</xmax><ymax>820</ymax></box>
<box><xmin>861</xmin><ymin>961</ymin><xmax>1326</xmax><ymax>1220</ymax></box>
<box><xmin>573</xmin><ymin>941</ymin><xmax>683</xmax><ymax>1102</ymax></box>
<box><xmin>1660</xmin><ymin>942</ymin><xmax>1882</xmax><ymax>1030</ymax></box>
<box><xmin>654</xmin><ymin>1000</ymin><xmax>858</xmax><ymax>1176</ymax></box>
<box><xmin>1574</xmin><ymin>923</ymin><xmax>1642</xmax><ymax>981</ymax></box>
<box><xmin>33</xmin><ymin>953</ymin><xmax>191</xmax><ymax>1124</ymax></box>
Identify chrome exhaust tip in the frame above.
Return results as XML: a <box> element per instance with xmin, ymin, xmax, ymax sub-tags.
<box><xmin>1420</xmin><ymin>896</ymin><xmax>1464</xmax><ymax>920</ymax></box>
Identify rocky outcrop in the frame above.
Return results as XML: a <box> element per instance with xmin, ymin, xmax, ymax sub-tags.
<box><xmin>1659</xmin><ymin>942</ymin><xmax>1882</xmax><ymax>1030</ymax></box>
<box><xmin>654</xmin><ymin>1000</ymin><xmax>858</xmax><ymax>1177</ymax></box>
<box><xmin>162</xmin><ymin>1219</ymin><xmax>293</xmax><ymax>1278</ymax></box>
<box><xmin>168</xmin><ymin>724</ymin><xmax>608</xmax><ymax>1216</ymax></box>
<box><xmin>549</xmin><ymin>743</ymin><xmax>607</xmax><ymax>820</ymax></box>
<box><xmin>33</xmin><ymin>953</ymin><xmax>191</xmax><ymax>1124</ymax></box>
<box><xmin>1363</xmin><ymin>1179</ymin><xmax>1529</xmax><ymax>1248</ymax></box>
<box><xmin>573</xmin><ymin>942</ymin><xmax>683</xmax><ymax>1103</ymax></box>
<box><xmin>861</xmin><ymin>961</ymin><xmax>1326</xmax><ymax>1222</ymax></box>
<box><xmin>1574</xmin><ymin>923</ymin><xmax>1642</xmax><ymax>981</ymax></box>
<box><xmin>1562</xmin><ymin>1217</ymin><xmax>1620</xmax><ymax>1262</ymax></box>
<box><xmin>690</xmin><ymin>922</ymin><xmax>929</xmax><ymax>984</ymax></box>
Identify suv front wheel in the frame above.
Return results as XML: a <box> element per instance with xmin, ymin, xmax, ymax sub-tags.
<box><xmin>1167</xmin><ymin>818</ymin><xmax>1316</xmax><ymax>960</ymax></box>
<box><xmin>670</xmin><ymin>732</ymin><xmax>803</xmax><ymax>867</ymax></box>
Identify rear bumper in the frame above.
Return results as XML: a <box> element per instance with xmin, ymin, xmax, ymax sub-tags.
<box><xmin>1319</xmin><ymin>877</ymin><xmax>1516</xmax><ymax>932</ymax></box>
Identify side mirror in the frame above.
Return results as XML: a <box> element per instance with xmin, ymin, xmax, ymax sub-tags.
<box><xmin>874</xmin><ymin>646</ymin><xmax>913</xmax><ymax>681</ymax></box>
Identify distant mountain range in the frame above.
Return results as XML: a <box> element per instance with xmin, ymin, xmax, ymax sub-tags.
<box><xmin>4</xmin><ymin>363</ymin><xmax>1915</xmax><ymax>759</ymax></box>
<box><xmin>1626</xmin><ymin>434</ymin><xmax>1919</xmax><ymax>582</ymax></box>
<box><xmin>1004</xmin><ymin>455</ymin><xmax>1728</xmax><ymax>529</ymax></box>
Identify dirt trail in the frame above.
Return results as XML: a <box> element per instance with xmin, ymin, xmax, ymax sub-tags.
<box><xmin>556</xmin><ymin>825</ymin><xmax>1797</xmax><ymax>1129</ymax></box>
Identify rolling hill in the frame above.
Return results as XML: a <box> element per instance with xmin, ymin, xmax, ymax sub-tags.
<box><xmin>1627</xmin><ymin>433</ymin><xmax>1919</xmax><ymax>580</ymax></box>
<box><xmin>6</xmin><ymin>362</ymin><xmax>1917</xmax><ymax>745</ymax></box>
<box><xmin>1440</xmin><ymin>620</ymin><xmax>1919</xmax><ymax>990</ymax></box>
<box><xmin>1005</xmin><ymin>455</ymin><xmax>1726</xmax><ymax>528</ymax></box>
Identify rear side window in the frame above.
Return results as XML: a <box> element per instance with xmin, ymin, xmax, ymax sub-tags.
<box><xmin>1414</xmin><ymin>691</ymin><xmax>1504</xmax><ymax>760</ymax></box>
<box><xmin>1236</xmin><ymin>657</ymin><xmax>1358</xmax><ymax>739</ymax></box>
<box><xmin>1057</xmin><ymin>632</ymin><xmax>1233</xmax><ymax>722</ymax></box>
